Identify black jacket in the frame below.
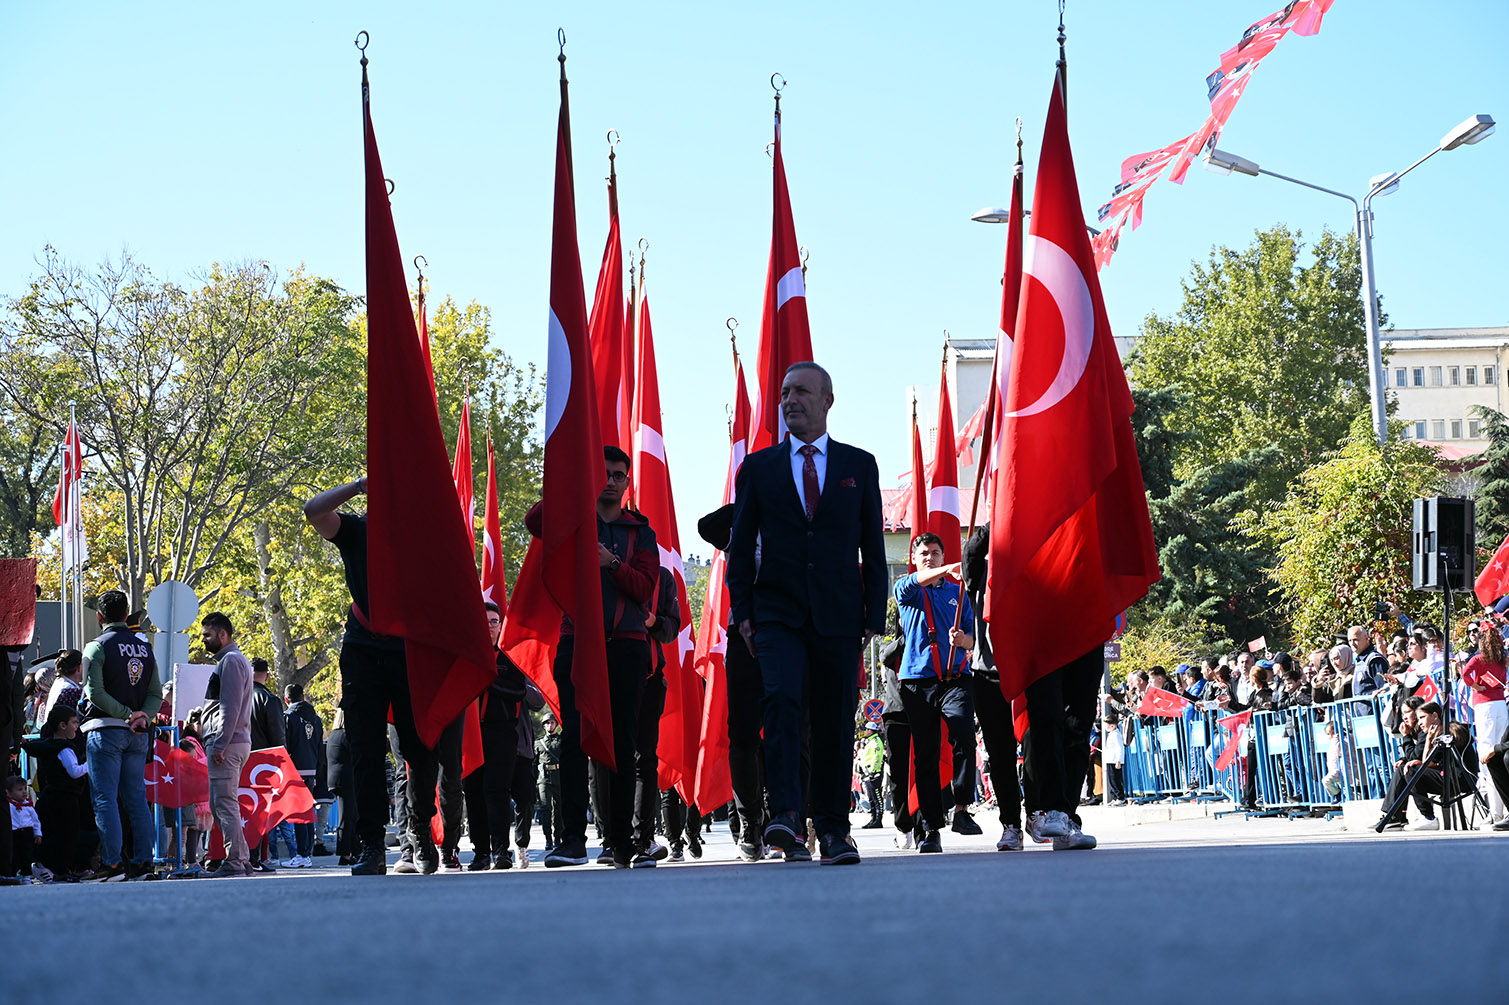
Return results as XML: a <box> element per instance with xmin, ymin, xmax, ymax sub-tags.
<box><xmin>284</xmin><ymin>700</ymin><xmax>325</xmax><ymax>780</ymax></box>
<box><xmin>649</xmin><ymin>567</ymin><xmax>681</xmax><ymax>675</ymax></box>
<box><xmin>961</xmin><ymin>523</ymin><xmax>993</xmax><ymax>672</ymax></box>
<box><xmin>250</xmin><ymin>682</ymin><xmax>286</xmax><ymax>751</ymax></box>
<box><xmin>728</xmin><ymin>438</ymin><xmax>888</xmax><ymax>638</ymax></box>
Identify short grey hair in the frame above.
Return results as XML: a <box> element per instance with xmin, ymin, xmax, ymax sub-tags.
<box><xmin>783</xmin><ymin>361</ymin><xmax>832</xmax><ymax>396</ymax></box>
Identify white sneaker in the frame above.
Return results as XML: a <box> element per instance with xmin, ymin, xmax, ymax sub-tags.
<box><xmin>894</xmin><ymin>831</ymin><xmax>914</xmax><ymax>850</ymax></box>
<box><xmin>1026</xmin><ymin>810</ymin><xmax>1071</xmax><ymax>843</ymax></box>
<box><xmin>517</xmin><ymin>846</ymin><xmax>531</xmax><ymax>869</ymax></box>
<box><xmin>996</xmin><ymin>825</ymin><xmax>1024</xmax><ymax>852</ymax></box>
<box><xmin>1051</xmin><ymin>822</ymin><xmax>1097</xmax><ymax>850</ymax></box>
<box><xmin>1408</xmin><ymin>818</ymin><xmax>1439</xmax><ymax>831</ymax></box>
<box><xmin>280</xmin><ymin>857</ymin><xmax>301</xmax><ymax>869</ymax></box>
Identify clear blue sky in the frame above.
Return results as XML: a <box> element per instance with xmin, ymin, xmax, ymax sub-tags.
<box><xmin>4</xmin><ymin>1</ymin><xmax>1506</xmax><ymax>553</ymax></box>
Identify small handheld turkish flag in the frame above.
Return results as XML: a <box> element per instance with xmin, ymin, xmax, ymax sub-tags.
<box><xmin>1214</xmin><ymin>710</ymin><xmax>1253</xmax><ymax>772</ymax></box>
<box><xmin>144</xmin><ymin>739</ymin><xmax>209</xmax><ymax>810</ymax></box>
<box><xmin>1136</xmin><ymin>687</ymin><xmax>1193</xmax><ymax>719</ymax></box>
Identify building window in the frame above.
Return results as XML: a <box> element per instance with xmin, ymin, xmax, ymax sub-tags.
<box><xmin>1487</xmin><ymin>366</ymin><xmax>1497</xmax><ymax>386</ymax></box>
<box><xmin>1431</xmin><ymin>420</ymin><xmax>1446</xmax><ymax>440</ymax></box>
<box><xmin>1449</xmin><ymin>366</ymin><xmax>1460</xmax><ymax>386</ymax></box>
<box><xmin>1470</xmin><ymin>419</ymin><xmax>1482</xmax><ymax>439</ymax></box>
<box><xmin>1412</xmin><ymin>367</ymin><xmax>1425</xmax><ymax>387</ymax></box>
<box><xmin>1429</xmin><ymin>367</ymin><xmax>1443</xmax><ymax>386</ymax></box>
<box><xmin>1451</xmin><ymin>419</ymin><xmax>1463</xmax><ymax>439</ymax></box>
<box><xmin>1393</xmin><ymin>367</ymin><xmax>1406</xmax><ymax>387</ymax></box>
<box><xmin>1415</xmin><ymin>421</ymin><xmax>1427</xmax><ymax>439</ymax></box>
<box><xmin>1467</xmin><ymin>367</ymin><xmax>1478</xmax><ymax>386</ymax></box>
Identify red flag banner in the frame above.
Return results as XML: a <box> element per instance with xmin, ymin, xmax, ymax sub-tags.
<box><xmin>452</xmin><ymin>397</ymin><xmax>476</xmax><ymax>552</ymax></box>
<box><xmin>533</xmin><ymin>54</ymin><xmax>613</xmax><ymax>768</ymax></box>
<box><xmin>207</xmin><ymin>747</ymin><xmax>315</xmax><ymax>856</ymax></box>
<box><xmin>690</xmin><ymin>358</ymin><xmax>751</xmax><ymax>813</ymax></box>
<box><xmin>748</xmin><ymin>94</ymin><xmax>815</xmax><ymax>454</ymax></box>
<box><xmin>985</xmin><ymin>78</ymin><xmax>1160</xmax><ymax>703</ymax></box>
<box><xmin>417</xmin><ymin>290</ymin><xmax>437</xmax><ymax>406</ymax></box>
<box><xmin>630</xmin><ymin>289</ymin><xmax>700</xmax><ymax>797</ymax></box>
<box><xmin>480</xmin><ymin>436</ymin><xmax>509</xmax><ymax>611</ymax></box>
<box><xmin>361</xmin><ymin>56</ymin><xmax>496</xmax><ymax>747</ymax></box>
<box><xmin>1214</xmin><ymin>710</ymin><xmax>1253</xmax><ymax>772</ymax></box>
<box><xmin>907</xmin><ymin>411</ymin><xmax>928</xmax><ymax>570</ymax></box>
<box><xmin>1475</xmin><ymin>533</ymin><xmax>1509</xmax><ymax>607</ymax></box>
<box><xmin>0</xmin><ymin>559</ymin><xmax>37</xmax><ymax>647</ymax></box>
<box><xmin>589</xmin><ymin>156</ymin><xmax>627</xmax><ymax>455</ymax></box>
<box><xmin>928</xmin><ymin>370</ymin><xmax>962</xmax><ymax>565</ymax></box>
<box><xmin>1413</xmin><ymin>674</ymin><xmax>1440</xmax><ymax>705</ymax></box>
<box><xmin>1137</xmin><ymin>687</ymin><xmax>1193</xmax><ymax>719</ymax></box>
<box><xmin>144</xmin><ymin>738</ymin><xmax>209</xmax><ymax>810</ymax></box>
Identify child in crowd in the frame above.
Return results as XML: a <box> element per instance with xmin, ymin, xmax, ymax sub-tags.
<box><xmin>22</xmin><ymin>703</ymin><xmax>92</xmax><ymax>881</ymax></box>
<box><xmin>7</xmin><ymin>775</ymin><xmax>43</xmax><ymax>880</ymax></box>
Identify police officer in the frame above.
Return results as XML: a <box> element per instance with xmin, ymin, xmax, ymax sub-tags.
<box><xmin>80</xmin><ymin>589</ymin><xmax>163</xmax><ymax>881</ymax></box>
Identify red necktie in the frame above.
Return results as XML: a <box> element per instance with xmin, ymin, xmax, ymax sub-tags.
<box><xmin>799</xmin><ymin>444</ymin><xmax>820</xmax><ymax>521</ymax></box>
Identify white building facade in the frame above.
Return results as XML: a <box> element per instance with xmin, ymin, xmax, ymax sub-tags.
<box><xmin>1385</xmin><ymin>326</ymin><xmax>1509</xmax><ymax>451</ymax></box>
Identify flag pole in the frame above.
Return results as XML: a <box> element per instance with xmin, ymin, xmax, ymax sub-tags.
<box><xmin>58</xmin><ymin>436</ymin><xmax>70</xmax><ymax>651</ymax></box>
<box><xmin>69</xmin><ymin>400</ymin><xmax>83</xmax><ymax>649</ymax></box>
<box><xmin>1056</xmin><ymin>0</ymin><xmax>1068</xmax><ymax>115</ymax></box>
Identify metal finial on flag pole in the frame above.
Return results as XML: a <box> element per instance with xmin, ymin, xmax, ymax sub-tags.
<box><xmin>413</xmin><ymin>254</ymin><xmax>427</xmax><ymax>311</ymax></box>
<box><xmin>771</xmin><ymin>72</ymin><xmax>786</xmax><ymax>121</ymax></box>
<box><xmin>726</xmin><ymin>318</ymin><xmax>740</xmax><ymax>366</ymax></box>
<box><xmin>558</xmin><ymin>27</ymin><xmax>567</xmax><ymax>63</ymax></box>
<box><xmin>636</xmin><ymin>237</ymin><xmax>649</xmax><ymax>286</ymax></box>
<box><xmin>1056</xmin><ymin>0</ymin><xmax>1068</xmax><ymax>115</ymax></box>
<box><xmin>356</xmin><ymin>30</ymin><xmax>370</xmax><ymax>109</ymax></box>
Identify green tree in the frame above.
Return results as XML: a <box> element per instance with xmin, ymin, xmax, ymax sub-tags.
<box><xmin>1471</xmin><ymin>405</ymin><xmax>1509</xmax><ymax>554</ymax></box>
<box><xmin>0</xmin><ymin>409</ymin><xmax>59</xmax><ymax>557</ymax></box>
<box><xmin>1130</xmin><ymin>225</ymin><xmax>1375</xmax><ymax>497</ymax></box>
<box><xmin>1243</xmin><ymin>416</ymin><xmax>1444</xmax><ymax>650</ymax></box>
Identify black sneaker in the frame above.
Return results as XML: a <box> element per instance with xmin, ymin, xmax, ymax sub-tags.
<box><xmin>669</xmin><ymin>843</ymin><xmax>685</xmax><ymax>862</ymax></box>
<box><xmin>544</xmin><ymin>839</ymin><xmax>589</xmax><ymax>868</ymax></box>
<box><xmin>392</xmin><ymin>850</ymin><xmax>418</xmax><ymax>875</ymax></box>
<box><xmin>950</xmin><ymin>810</ymin><xmax>983</xmax><ymax>836</ymax></box>
<box><xmin>918</xmin><ymin>830</ymin><xmax>943</xmax><ymax>854</ymax></box>
<box><xmin>629</xmin><ymin>851</ymin><xmax>657</xmax><ymax>869</ymax></box>
<box><xmin>686</xmin><ymin>832</ymin><xmax>702</xmax><ymax>859</ymax></box>
<box><xmin>467</xmin><ymin>853</ymin><xmax>491</xmax><ymax>872</ymax></box>
<box><xmin>490</xmin><ymin>851</ymin><xmax>513</xmax><ymax>871</ymax></box>
<box><xmin>784</xmin><ymin>844</ymin><xmax>813</xmax><ymax>863</ymax></box>
<box><xmin>250</xmin><ymin>860</ymin><xmax>278</xmax><ymax>874</ymax></box>
<box><xmin>126</xmin><ymin>861</ymin><xmax>161</xmax><ymax>881</ymax></box>
<box><xmin>763</xmin><ymin>813</ymin><xmax>801</xmax><ymax>855</ymax></box>
<box><xmin>861</xmin><ymin>818</ymin><xmax>884</xmax><ymax>829</ymax></box>
<box><xmin>596</xmin><ymin>845</ymin><xmax>615</xmax><ymax>865</ymax></box>
<box><xmin>736</xmin><ymin>840</ymin><xmax>763</xmax><ymax>862</ymax></box>
<box><xmin>441</xmin><ymin>850</ymin><xmax>463</xmax><ymax>872</ymax></box>
<box><xmin>351</xmin><ymin>844</ymin><xmax>388</xmax><ymax>876</ymax></box>
<box><xmin>311</xmin><ymin>842</ymin><xmax>330</xmax><ymax>857</ymax></box>
<box><xmin>819</xmin><ymin>833</ymin><xmax>861</xmax><ymax>865</ymax></box>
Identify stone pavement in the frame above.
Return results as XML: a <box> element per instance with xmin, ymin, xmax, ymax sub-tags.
<box><xmin>4</xmin><ymin>806</ymin><xmax>1503</xmax><ymax>1003</ymax></box>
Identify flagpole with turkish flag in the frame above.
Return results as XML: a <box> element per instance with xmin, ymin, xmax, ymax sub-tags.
<box><xmin>451</xmin><ymin>395</ymin><xmax>476</xmax><ymax>552</ymax></box>
<box><xmin>532</xmin><ymin>35</ymin><xmax>614</xmax><ymax>768</ymax></box>
<box><xmin>690</xmin><ymin>338</ymin><xmax>749</xmax><ymax>813</ymax></box>
<box><xmin>629</xmin><ymin>273</ymin><xmax>700</xmax><ymax>799</ymax></box>
<box><xmin>907</xmin><ymin>398</ymin><xmax>928</xmax><ymax>572</ymax></box>
<box><xmin>414</xmin><ymin>257</ymin><xmax>437</xmax><ymax>406</ymax></box>
<box><xmin>480</xmin><ymin>435</ymin><xmax>508</xmax><ymax>610</ymax></box>
<box><xmin>985</xmin><ymin>77</ymin><xmax>1160</xmax><ymax>703</ymax></box>
<box><xmin>748</xmin><ymin>75</ymin><xmax>815</xmax><ymax>454</ymax></box>
<box><xmin>928</xmin><ymin>347</ymin><xmax>962</xmax><ymax>565</ymax></box>
<box><xmin>589</xmin><ymin>138</ymin><xmax>627</xmax><ymax>457</ymax></box>
<box><xmin>1475</xmin><ymin>532</ymin><xmax>1509</xmax><ymax>607</ymax></box>
<box><xmin>359</xmin><ymin>36</ymin><xmax>496</xmax><ymax>747</ymax></box>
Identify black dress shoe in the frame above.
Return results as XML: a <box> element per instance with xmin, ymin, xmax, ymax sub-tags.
<box><xmin>861</xmin><ymin>818</ymin><xmax>884</xmax><ymax>829</ymax></box>
<box><xmin>918</xmin><ymin>830</ymin><xmax>943</xmax><ymax>854</ymax></box>
<box><xmin>467</xmin><ymin>854</ymin><xmax>491</xmax><ymax>872</ymax></box>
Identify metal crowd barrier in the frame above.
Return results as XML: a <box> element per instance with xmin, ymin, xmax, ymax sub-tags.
<box><xmin>1120</xmin><ymin>692</ymin><xmax>1430</xmax><ymax>817</ymax></box>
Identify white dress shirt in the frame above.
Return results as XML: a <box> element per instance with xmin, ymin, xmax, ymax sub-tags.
<box><xmin>789</xmin><ymin>432</ymin><xmax>829</xmax><ymax>514</ymax></box>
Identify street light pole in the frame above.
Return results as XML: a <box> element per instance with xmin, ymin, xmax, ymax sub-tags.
<box><xmin>1204</xmin><ymin>112</ymin><xmax>1495</xmax><ymax>446</ymax></box>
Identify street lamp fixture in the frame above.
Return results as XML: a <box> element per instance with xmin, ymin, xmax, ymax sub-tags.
<box><xmin>968</xmin><ymin>206</ymin><xmax>1102</xmax><ymax>236</ymax></box>
<box><xmin>1201</xmin><ymin>112</ymin><xmax>1495</xmax><ymax>446</ymax></box>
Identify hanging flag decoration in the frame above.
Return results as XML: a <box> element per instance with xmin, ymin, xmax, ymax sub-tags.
<box><xmin>359</xmin><ymin>36</ymin><xmax>496</xmax><ymax>747</ymax></box>
<box><xmin>480</xmin><ymin>435</ymin><xmax>509</xmax><ymax>610</ymax></box>
<box><xmin>589</xmin><ymin>137</ymin><xmax>629</xmax><ymax>458</ymax></box>
<box><xmin>54</xmin><ymin>419</ymin><xmax>87</xmax><ymax>577</ymax></box>
<box><xmin>907</xmin><ymin>402</ymin><xmax>928</xmax><ymax>571</ymax></box>
<box><xmin>985</xmin><ymin>77</ymin><xmax>1160</xmax><ymax>703</ymax></box>
<box><xmin>451</xmin><ymin>396</ymin><xmax>476</xmax><ymax>552</ymax></box>
<box><xmin>749</xmin><ymin>75</ymin><xmax>815</xmax><ymax>453</ymax></box>
<box><xmin>927</xmin><ymin>359</ymin><xmax>962</xmax><ymax>566</ymax></box>
<box><xmin>1092</xmin><ymin>0</ymin><xmax>1338</xmax><ymax>270</ymax></box>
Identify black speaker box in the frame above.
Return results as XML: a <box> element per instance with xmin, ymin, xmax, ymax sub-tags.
<box><xmin>1412</xmin><ymin>496</ymin><xmax>1475</xmax><ymax>592</ymax></box>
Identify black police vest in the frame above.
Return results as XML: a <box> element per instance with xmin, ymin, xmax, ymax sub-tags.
<box><xmin>80</xmin><ymin>627</ymin><xmax>156</xmax><ymax>724</ymax></box>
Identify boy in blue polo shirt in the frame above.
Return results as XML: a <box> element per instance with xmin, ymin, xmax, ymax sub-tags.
<box><xmin>893</xmin><ymin>533</ymin><xmax>980</xmax><ymax>853</ymax></box>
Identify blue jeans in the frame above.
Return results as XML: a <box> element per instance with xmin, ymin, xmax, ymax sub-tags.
<box><xmin>87</xmin><ymin>727</ymin><xmax>156</xmax><ymax>867</ymax></box>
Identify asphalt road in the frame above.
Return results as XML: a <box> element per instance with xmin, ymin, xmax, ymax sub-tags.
<box><xmin>6</xmin><ymin>811</ymin><xmax>1503</xmax><ymax>1003</ymax></box>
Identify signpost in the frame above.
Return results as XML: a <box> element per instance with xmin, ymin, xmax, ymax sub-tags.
<box><xmin>862</xmin><ymin>698</ymin><xmax>884</xmax><ymax>725</ymax></box>
<box><xmin>147</xmin><ymin>580</ymin><xmax>200</xmax><ymax>683</ymax></box>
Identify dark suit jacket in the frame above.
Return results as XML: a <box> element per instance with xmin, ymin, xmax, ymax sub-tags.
<box><xmin>727</xmin><ymin>437</ymin><xmax>887</xmax><ymax>639</ymax></box>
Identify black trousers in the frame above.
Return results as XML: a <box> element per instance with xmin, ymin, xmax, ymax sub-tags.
<box><xmin>971</xmin><ymin>674</ymin><xmax>1022</xmax><ymax>829</ymax></box>
<box><xmin>435</xmin><ymin>715</ymin><xmax>466</xmax><ymax>854</ymax></box>
<box><xmin>899</xmin><ymin>678</ymin><xmax>978</xmax><ymax>831</ymax></box>
<box><xmin>861</xmin><ymin>775</ymin><xmax>882</xmax><ymax>820</ymax></box>
<box><xmin>725</xmin><ymin>631</ymin><xmax>767</xmax><ymax>840</ymax></box>
<box><xmin>881</xmin><ymin>714</ymin><xmax>912</xmax><ymax>832</ymax></box>
<box><xmin>551</xmin><ymin>636</ymin><xmax>649</xmax><ymax>851</ymax></box>
<box><xmin>1022</xmin><ymin>647</ymin><xmax>1102</xmax><ymax>820</ymax></box>
<box><xmin>755</xmin><ymin>621</ymin><xmax>860</xmax><ymax>837</ymax></box>
<box><xmin>663</xmin><ymin>788</ymin><xmax>700</xmax><ymax>846</ymax></box>
<box><xmin>537</xmin><ymin>767</ymin><xmax>561</xmax><ymax>848</ymax></box>
<box><xmin>476</xmin><ymin>714</ymin><xmax>519</xmax><ymax>857</ymax></box>
<box><xmin>36</xmin><ymin>789</ymin><xmax>82</xmax><ymax>875</ymax></box>
<box><xmin>8</xmin><ymin>827</ymin><xmax>35</xmax><ymax>877</ymax></box>
<box><xmin>334</xmin><ymin>790</ymin><xmax>355</xmax><ymax>857</ymax></box>
<box><xmin>341</xmin><ymin>643</ymin><xmax>436</xmax><ymax>851</ymax></box>
<box><xmin>634</xmin><ymin>673</ymin><xmax>667</xmax><ymax>849</ymax></box>
<box><xmin>1487</xmin><ymin>753</ymin><xmax>1509</xmax><ymax>812</ymax></box>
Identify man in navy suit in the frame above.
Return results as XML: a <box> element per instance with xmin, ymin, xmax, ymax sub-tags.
<box><xmin>728</xmin><ymin>362</ymin><xmax>887</xmax><ymax>865</ymax></box>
